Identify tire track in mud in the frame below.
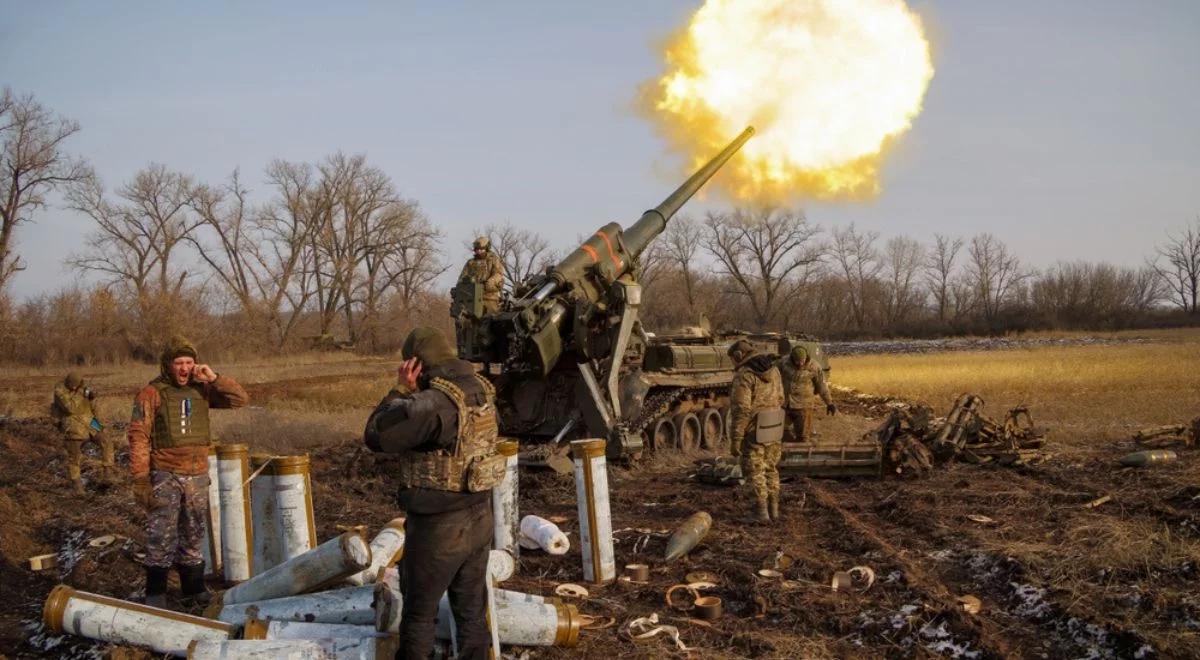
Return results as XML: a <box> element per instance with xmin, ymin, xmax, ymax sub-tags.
<box><xmin>806</xmin><ymin>480</ymin><xmax>1021</xmax><ymax>658</ymax></box>
<box><xmin>810</xmin><ymin>469</ymin><xmax>1163</xmax><ymax>659</ymax></box>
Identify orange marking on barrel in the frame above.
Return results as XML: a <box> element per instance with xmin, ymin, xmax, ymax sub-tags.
<box><xmin>594</xmin><ymin>231</ymin><xmax>623</xmax><ymax>269</ymax></box>
<box><xmin>581</xmin><ymin>245</ymin><xmax>600</xmax><ymax>263</ymax></box>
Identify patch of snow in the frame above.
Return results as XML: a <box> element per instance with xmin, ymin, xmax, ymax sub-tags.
<box><xmin>1010</xmin><ymin>582</ymin><xmax>1052</xmax><ymax>619</ymax></box>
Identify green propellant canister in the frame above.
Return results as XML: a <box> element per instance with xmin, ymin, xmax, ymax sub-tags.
<box><xmin>1118</xmin><ymin>449</ymin><xmax>1178</xmax><ymax>467</ymax></box>
<box><xmin>664</xmin><ymin>511</ymin><xmax>712</xmax><ymax>563</ymax></box>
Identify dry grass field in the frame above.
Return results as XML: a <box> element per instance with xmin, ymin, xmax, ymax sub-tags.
<box><xmin>834</xmin><ymin>328</ymin><xmax>1200</xmax><ymax>456</ymax></box>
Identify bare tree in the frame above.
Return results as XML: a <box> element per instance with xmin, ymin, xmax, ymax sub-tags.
<box><xmin>1151</xmin><ymin>217</ymin><xmax>1200</xmax><ymax>314</ymax></box>
<box><xmin>67</xmin><ymin>164</ymin><xmax>200</xmax><ymax>346</ymax></box>
<box><xmin>703</xmin><ymin>208</ymin><xmax>823</xmax><ymax>330</ymax></box>
<box><xmin>476</xmin><ymin>222</ymin><xmax>556</xmax><ymax>293</ymax></box>
<box><xmin>881</xmin><ymin>236</ymin><xmax>926</xmax><ymax>327</ymax></box>
<box><xmin>829</xmin><ymin>224</ymin><xmax>881</xmax><ymax>331</ymax></box>
<box><xmin>0</xmin><ymin>88</ymin><xmax>90</xmax><ymax>290</ymax></box>
<box><xmin>662</xmin><ymin>215</ymin><xmax>704</xmax><ymax>313</ymax></box>
<box><xmin>925</xmin><ymin>234</ymin><xmax>963</xmax><ymax>323</ymax></box>
<box><xmin>964</xmin><ymin>233</ymin><xmax>1026</xmax><ymax>323</ymax></box>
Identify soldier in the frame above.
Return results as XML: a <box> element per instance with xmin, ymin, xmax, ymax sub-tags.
<box><xmin>780</xmin><ymin>346</ymin><xmax>837</xmax><ymax>443</ymax></box>
<box><xmin>364</xmin><ymin>327</ymin><xmax>504</xmax><ymax>660</ymax></box>
<box><xmin>457</xmin><ymin>236</ymin><xmax>505</xmax><ymax>316</ymax></box>
<box><xmin>128</xmin><ymin>336</ymin><xmax>247</xmax><ymax>608</ymax></box>
<box><xmin>727</xmin><ymin>339</ymin><xmax>786</xmax><ymax>524</ymax></box>
<box><xmin>51</xmin><ymin>371</ymin><xmax>115</xmax><ymax>494</ymax></box>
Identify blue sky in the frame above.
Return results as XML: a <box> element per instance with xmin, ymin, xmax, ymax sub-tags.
<box><xmin>2</xmin><ymin>1</ymin><xmax>1197</xmax><ymax>299</ymax></box>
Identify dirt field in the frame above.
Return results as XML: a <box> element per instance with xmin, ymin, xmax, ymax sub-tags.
<box><xmin>1</xmin><ymin>334</ymin><xmax>1197</xmax><ymax>658</ymax></box>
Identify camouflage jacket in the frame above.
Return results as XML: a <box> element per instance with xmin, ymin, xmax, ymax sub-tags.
<box><xmin>457</xmin><ymin>252</ymin><xmax>505</xmax><ymax>302</ymax></box>
<box><xmin>780</xmin><ymin>359</ymin><xmax>832</xmax><ymax>409</ymax></box>
<box><xmin>52</xmin><ymin>382</ymin><xmax>95</xmax><ymax>440</ymax></box>
<box><xmin>728</xmin><ymin>354</ymin><xmax>784</xmax><ymax>442</ymax></box>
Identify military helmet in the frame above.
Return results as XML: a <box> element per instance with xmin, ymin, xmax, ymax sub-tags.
<box><xmin>64</xmin><ymin>371</ymin><xmax>83</xmax><ymax>390</ymax></box>
<box><xmin>472</xmin><ymin>236</ymin><xmax>490</xmax><ymax>251</ymax></box>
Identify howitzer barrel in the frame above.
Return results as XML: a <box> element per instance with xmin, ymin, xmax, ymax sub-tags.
<box><xmin>532</xmin><ymin>126</ymin><xmax>754</xmax><ymax>299</ymax></box>
<box><xmin>623</xmin><ymin>125</ymin><xmax>755</xmax><ymax>258</ymax></box>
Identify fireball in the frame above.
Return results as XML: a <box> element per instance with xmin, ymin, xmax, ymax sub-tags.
<box><xmin>646</xmin><ymin>0</ymin><xmax>935</xmax><ymax>201</ymax></box>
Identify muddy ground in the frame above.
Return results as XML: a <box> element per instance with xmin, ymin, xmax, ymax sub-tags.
<box><xmin>0</xmin><ymin>390</ymin><xmax>1197</xmax><ymax>658</ymax></box>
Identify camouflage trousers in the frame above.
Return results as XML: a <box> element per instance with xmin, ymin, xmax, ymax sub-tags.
<box><xmin>63</xmin><ymin>434</ymin><xmax>114</xmax><ymax>482</ymax></box>
<box><xmin>786</xmin><ymin>408</ymin><xmax>814</xmax><ymax>443</ymax></box>
<box><xmin>144</xmin><ymin>470</ymin><xmax>209</xmax><ymax>569</ymax></box>
<box><xmin>740</xmin><ymin>440</ymin><xmax>782</xmax><ymax>504</ymax></box>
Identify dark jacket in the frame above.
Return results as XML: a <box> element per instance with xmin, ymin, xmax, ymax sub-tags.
<box><xmin>364</xmin><ymin>359</ymin><xmax>491</xmax><ymax>514</ymax></box>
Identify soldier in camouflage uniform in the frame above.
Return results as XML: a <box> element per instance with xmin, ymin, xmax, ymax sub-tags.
<box><xmin>727</xmin><ymin>340</ymin><xmax>785</xmax><ymax>524</ymax></box>
<box><xmin>51</xmin><ymin>371</ymin><xmax>115</xmax><ymax>494</ymax></box>
<box><xmin>780</xmin><ymin>346</ymin><xmax>837</xmax><ymax>443</ymax></box>
<box><xmin>364</xmin><ymin>327</ymin><xmax>504</xmax><ymax>660</ymax></box>
<box><xmin>128</xmin><ymin>336</ymin><xmax>247</xmax><ymax>608</ymax></box>
<box><xmin>457</xmin><ymin>236</ymin><xmax>506</xmax><ymax>315</ymax></box>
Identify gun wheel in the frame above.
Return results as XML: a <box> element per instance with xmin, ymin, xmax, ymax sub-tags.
<box><xmin>646</xmin><ymin>417</ymin><xmax>677</xmax><ymax>453</ymax></box>
<box><xmin>673</xmin><ymin>413</ymin><xmax>701</xmax><ymax>452</ymax></box>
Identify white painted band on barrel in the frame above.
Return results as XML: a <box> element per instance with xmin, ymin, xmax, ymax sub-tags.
<box><xmin>203</xmin><ymin>453</ymin><xmax>222</xmax><ymax>576</ymax></box>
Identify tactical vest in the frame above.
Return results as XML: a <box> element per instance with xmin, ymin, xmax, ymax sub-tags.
<box><xmin>151</xmin><ymin>381</ymin><xmax>211</xmax><ymax>449</ymax></box>
<box><xmin>397</xmin><ymin>374</ymin><xmax>505</xmax><ymax>493</ymax></box>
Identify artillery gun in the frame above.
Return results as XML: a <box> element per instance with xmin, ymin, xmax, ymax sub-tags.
<box><xmin>453</xmin><ymin>127</ymin><xmax>831</xmax><ymax>462</ymax></box>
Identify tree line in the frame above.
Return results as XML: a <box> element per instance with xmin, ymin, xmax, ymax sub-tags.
<box><xmin>2</xmin><ymin>87</ymin><xmax>1198</xmax><ymax>364</ymax></box>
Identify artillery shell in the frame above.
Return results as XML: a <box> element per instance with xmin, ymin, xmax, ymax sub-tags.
<box><xmin>1119</xmin><ymin>449</ymin><xmax>1178</xmax><ymax>467</ymax></box>
<box><xmin>664</xmin><ymin>511</ymin><xmax>712</xmax><ymax>563</ymax></box>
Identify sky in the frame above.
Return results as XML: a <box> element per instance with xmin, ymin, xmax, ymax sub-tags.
<box><xmin>2</xmin><ymin>0</ymin><xmax>1198</xmax><ymax>300</ymax></box>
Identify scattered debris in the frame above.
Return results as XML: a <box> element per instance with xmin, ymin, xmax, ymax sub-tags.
<box><xmin>622</xmin><ymin>613</ymin><xmax>689</xmax><ymax>652</ymax></box>
<box><xmin>957</xmin><ymin>595</ymin><xmax>983</xmax><ymax>614</ymax></box>
<box><xmin>685</xmin><ymin>571</ymin><xmax>719</xmax><ymax>585</ymax></box>
<box><xmin>554</xmin><ymin>583</ymin><xmax>589</xmax><ymax>600</ymax></box>
<box><xmin>865</xmin><ymin>393</ymin><xmax>1049</xmax><ymax>476</ymax></box>
<box><xmin>831</xmin><ymin>566</ymin><xmax>875</xmax><ymax>593</ymax></box>
<box><xmin>27</xmin><ymin>554</ymin><xmax>57</xmax><ymax>572</ymax></box>
<box><xmin>966</xmin><ymin>514</ymin><xmax>997</xmax><ymax>525</ymax></box>
<box><xmin>693</xmin><ymin>596</ymin><xmax>723</xmax><ymax>621</ymax></box>
<box><xmin>1133</xmin><ymin>416</ymin><xmax>1199</xmax><ymax>449</ymax></box>
<box><xmin>830</xmin><ymin>571</ymin><xmax>852</xmax><ymax>592</ymax></box>
<box><xmin>1119</xmin><ymin>449</ymin><xmax>1179</xmax><ymax>467</ymax></box>
<box><xmin>664</xmin><ymin>511</ymin><xmax>712</xmax><ymax>563</ymax></box>
<box><xmin>757</xmin><ymin>569</ymin><xmax>783</xmax><ymax>580</ymax></box>
<box><xmin>1082</xmin><ymin>494</ymin><xmax>1112</xmax><ymax>509</ymax></box>
<box><xmin>86</xmin><ymin>535</ymin><xmax>118</xmax><ymax>549</ymax></box>
<box><xmin>761</xmin><ymin>551</ymin><xmax>794</xmax><ymax>570</ymax></box>
<box><xmin>665</xmin><ymin>584</ymin><xmax>701</xmax><ymax>611</ymax></box>
<box><xmin>694</xmin><ymin>457</ymin><xmax>744</xmax><ymax>485</ymax></box>
<box><xmin>518</xmin><ymin>515</ymin><xmax>570</xmax><ymax>555</ymax></box>
<box><xmin>623</xmin><ymin>563</ymin><xmax>649</xmax><ymax>583</ymax></box>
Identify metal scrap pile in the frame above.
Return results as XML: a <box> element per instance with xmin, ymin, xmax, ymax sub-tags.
<box><xmin>1133</xmin><ymin>416</ymin><xmax>1199</xmax><ymax>449</ymax></box>
<box><xmin>872</xmin><ymin>393</ymin><xmax>1049</xmax><ymax>477</ymax></box>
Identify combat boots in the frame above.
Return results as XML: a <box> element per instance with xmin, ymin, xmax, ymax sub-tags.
<box><xmin>178</xmin><ymin>563</ymin><xmax>209</xmax><ymax>605</ymax></box>
<box><xmin>755</xmin><ymin>499</ymin><xmax>771</xmax><ymax>524</ymax></box>
<box><xmin>144</xmin><ymin>566</ymin><xmax>169</xmax><ymax>609</ymax></box>
<box><xmin>768</xmin><ymin>494</ymin><xmax>780</xmax><ymax>521</ymax></box>
<box><xmin>68</xmin><ymin>464</ymin><xmax>85</xmax><ymax>495</ymax></box>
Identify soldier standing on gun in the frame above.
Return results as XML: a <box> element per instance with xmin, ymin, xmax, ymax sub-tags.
<box><xmin>128</xmin><ymin>336</ymin><xmax>248</xmax><ymax>608</ymax></box>
<box><xmin>51</xmin><ymin>371</ymin><xmax>116</xmax><ymax>494</ymax></box>
<box><xmin>727</xmin><ymin>339</ymin><xmax>786</xmax><ymax>524</ymax></box>
<box><xmin>780</xmin><ymin>346</ymin><xmax>837</xmax><ymax>443</ymax></box>
<box><xmin>457</xmin><ymin>237</ymin><xmax>505</xmax><ymax>316</ymax></box>
<box><xmin>364</xmin><ymin>327</ymin><xmax>505</xmax><ymax>659</ymax></box>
